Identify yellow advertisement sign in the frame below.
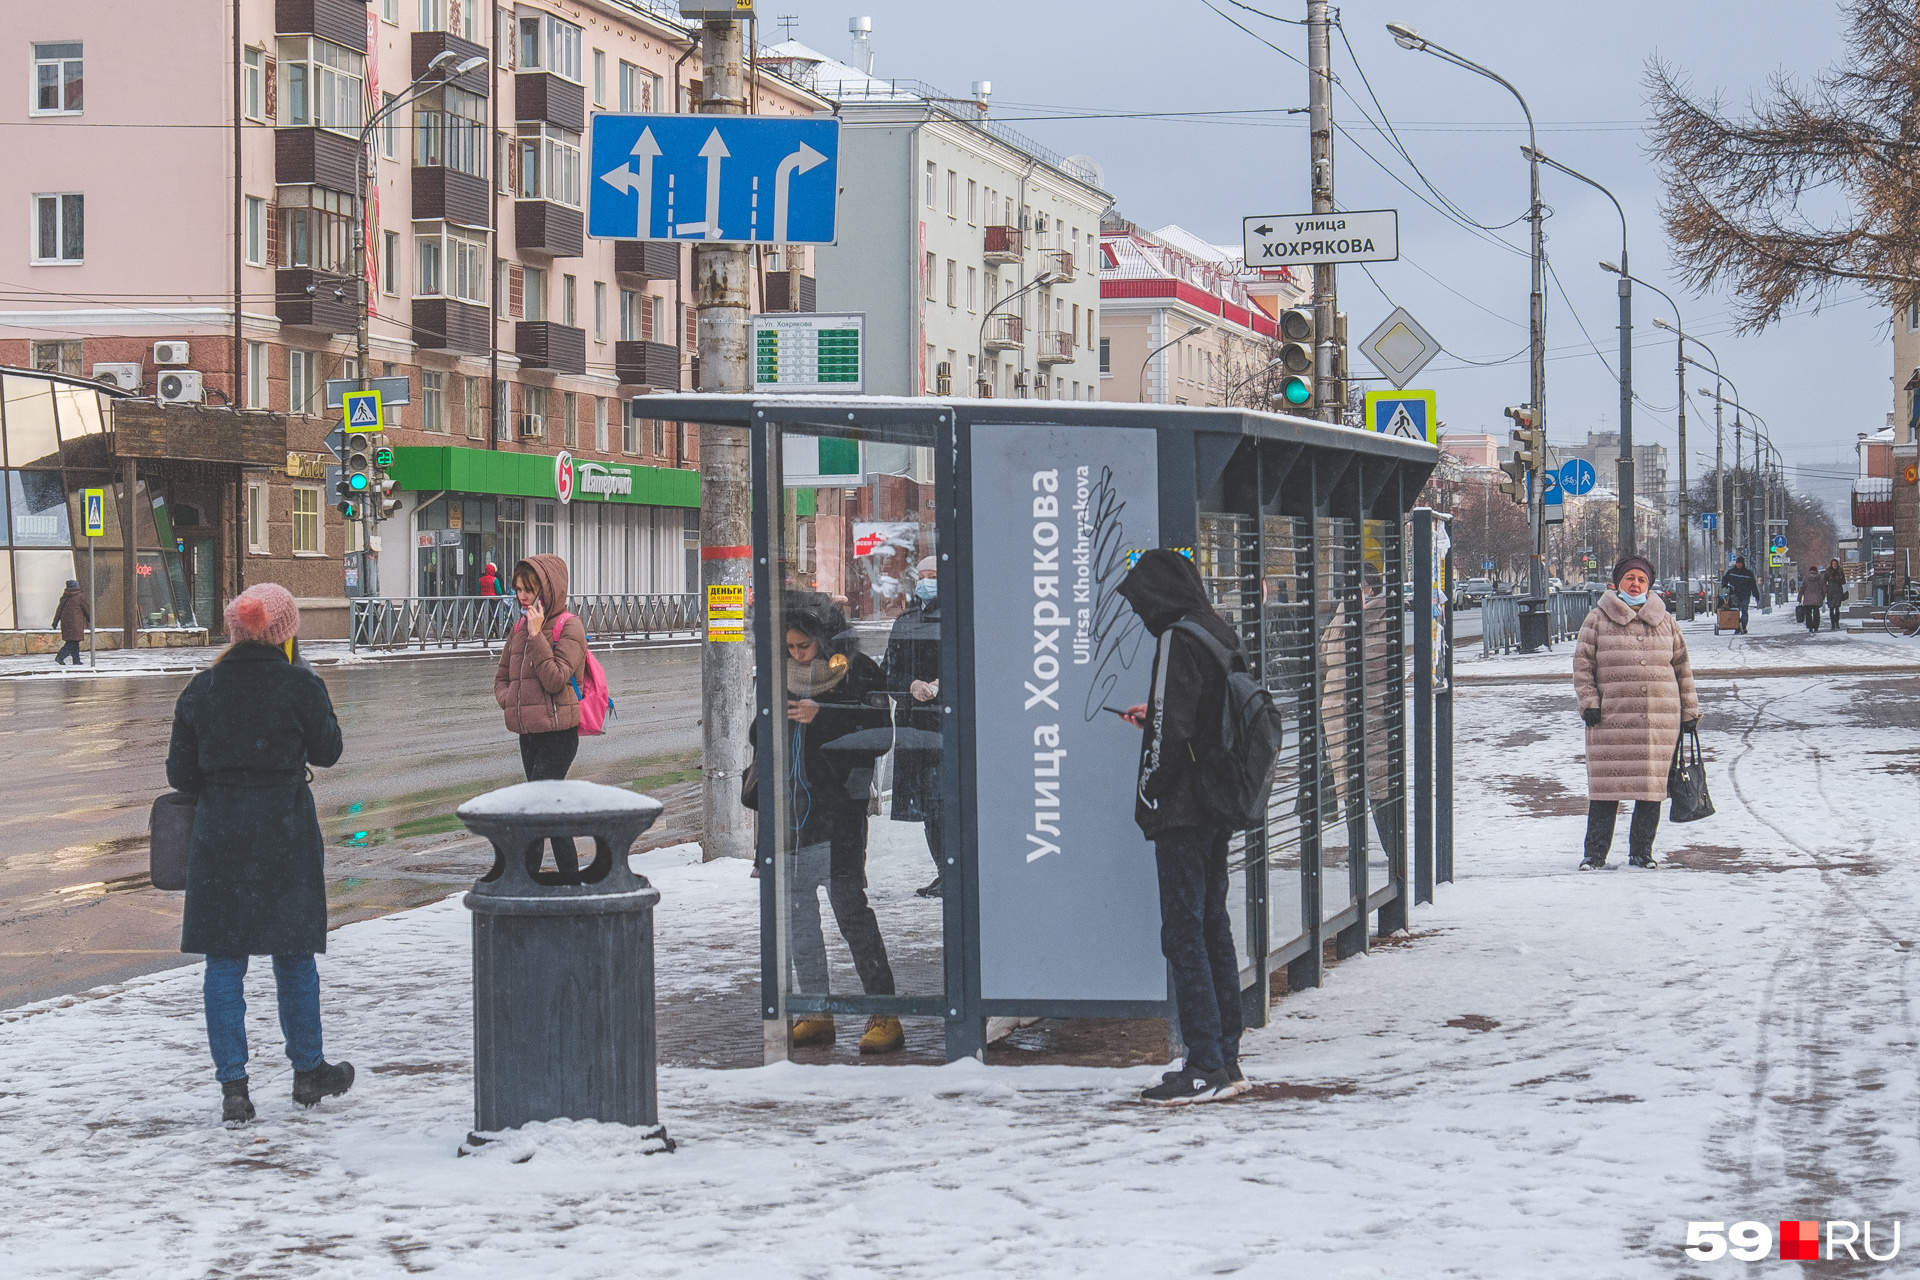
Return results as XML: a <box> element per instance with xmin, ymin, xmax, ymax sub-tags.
<box><xmin>706</xmin><ymin>583</ymin><xmax>745</xmax><ymax>642</ymax></box>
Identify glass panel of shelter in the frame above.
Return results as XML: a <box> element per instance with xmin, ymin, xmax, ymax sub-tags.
<box><xmin>1261</xmin><ymin>515</ymin><xmax>1314</xmax><ymax>956</ymax></box>
<box><xmin>1317</xmin><ymin>515</ymin><xmax>1363</xmax><ymax>923</ymax></box>
<box><xmin>764</xmin><ymin>428</ymin><xmax>946</xmax><ymax>1021</ymax></box>
<box><xmin>1362</xmin><ymin>518</ymin><xmax>1407</xmax><ymax>903</ymax></box>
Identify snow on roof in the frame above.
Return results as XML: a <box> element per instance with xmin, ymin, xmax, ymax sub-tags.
<box><xmin>1150</xmin><ymin>224</ymin><xmax>1240</xmax><ymax>266</ymax></box>
<box><xmin>759</xmin><ymin>38</ymin><xmax>905</xmax><ymax>101</ymax></box>
<box><xmin>1103</xmin><ymin>223</ymin><xmax>1310</xmax><ymax>313</ymax></box>
<box><xmin>458</xmin><ymin>780</ymin><xmax>666</xmax><ymax>818</ymax></box>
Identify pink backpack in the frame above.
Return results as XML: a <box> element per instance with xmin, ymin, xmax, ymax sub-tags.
<box><xmin>549</xmin><ymin>612</ymin><xmax>614</xmax><ymax>735</ymax></box>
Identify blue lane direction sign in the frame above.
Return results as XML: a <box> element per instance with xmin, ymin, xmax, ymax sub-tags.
<box><xmin>1559</xmin><ymin>457</ymin><xmax>1597</xmax><ymax>496</ymax></box>
<box><xmin>1541</xmin><ymin>470</ymin><xmax>1564</xmax><ymax>523</ymax></box>
<box><xmin>1701</xmin><ymin>511</ymin><xmax>1718</xmax><ymax>529</ymax></box>
<box><xmin>588</xmin><ymin>115</ymin><xmax>840</xmax><ymax>244</ymax></box>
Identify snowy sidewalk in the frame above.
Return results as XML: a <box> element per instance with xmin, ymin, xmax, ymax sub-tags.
<box><xmin>2</xmin><ymin>662</ymin><xmax>1917</xmax><ymax>1277</ymax></box>
<box><xmin>0</xmin><ymin>634</ymin><xmax>700</xmax><ymax>680</ymax></box>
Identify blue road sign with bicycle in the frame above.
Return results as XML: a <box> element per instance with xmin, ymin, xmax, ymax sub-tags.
<box><xmin>1559</xmin><ymin>457</ymin><xmax>1597</xmax><ymax>496</ymax></box>
<box><xmin>588</xmin><ymin>115</ymin><xmax>840</xmax><ymax>244</ymax></box>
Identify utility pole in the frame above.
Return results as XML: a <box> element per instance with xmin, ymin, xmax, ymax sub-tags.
<box><xmin>696</xmin><ymin>17</ymin><xmax>754</xmax><ymax>862</ymax></box>
<box><xmin>1307</xmin><ymin>1</ymin><xmax>1338</xmax><ymax>425</ymax></box>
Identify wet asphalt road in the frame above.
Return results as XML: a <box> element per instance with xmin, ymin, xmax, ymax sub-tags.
<box><xmin>0</xmin><ymin>644</ymin><xmax>704</xmax><ymax>1009</ymax></box>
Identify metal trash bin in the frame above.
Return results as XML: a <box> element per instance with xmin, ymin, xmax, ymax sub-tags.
<box><xmin>455</xmin><ymin>779</ymin><xmax>673</xmax><ymax>1154</ymax></box>
<box><xmin>1517</xmin><ymin>596</ymin><xmax>1550</xmax><ymax>653</ymax></box>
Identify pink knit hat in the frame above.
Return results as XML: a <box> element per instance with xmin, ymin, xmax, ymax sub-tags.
<box><xmin>225</xmin><ymin>583</ymin><xmax>300</xmax><ymax>645</ymax></box>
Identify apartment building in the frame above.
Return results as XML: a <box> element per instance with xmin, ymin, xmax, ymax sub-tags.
<box><xmin>0</xmin><ymin>0</ymin><xmax>828</xmax><ymax>635</ymax></box>
<box><xmin>765</xmin><ymin>39</ymin><xmax>1109</xmax><ymax>401</ymax></box>
<box><xmin>1098</xmin><ymin>218</ymin><xmax>1307</xmax><ymax>407</ymax></box>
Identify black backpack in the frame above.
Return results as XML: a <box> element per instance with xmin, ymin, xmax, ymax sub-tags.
<box><xmin>1171</xmin><ymin>620</ymin><xmax>1285</xmax><ymax>831</ymax></box>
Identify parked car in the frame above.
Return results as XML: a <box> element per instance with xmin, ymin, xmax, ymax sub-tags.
<box><xmin>1454</xmin><ymin>577</ymin><xmax>1496</xmax><ymax>609</ymax></box>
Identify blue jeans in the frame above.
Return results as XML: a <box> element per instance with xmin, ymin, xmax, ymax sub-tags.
<box><xmin>203</xmin><ymin>954</ymin><xmax>324</xmax><ymax>1084</ymax></box>
<box><xmin>1152</xmin><ymin>826</ymin><xmax>1244</xmax><ymax>1075</ymax></box>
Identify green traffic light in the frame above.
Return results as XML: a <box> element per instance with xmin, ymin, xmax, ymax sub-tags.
<box><xmin>348</xmin><ymin>473</ymin><xmax>369</xmax><ymax>491</ymax></box>
<box><xmin>1281</xmin><ymin>377</ymin><xmax>1312</xmax><ymax>406</ymax></box>
<box><xmin>374</xmin><ymin>447</ymin><xmax>394</xmax><ymax>467</ymax></box>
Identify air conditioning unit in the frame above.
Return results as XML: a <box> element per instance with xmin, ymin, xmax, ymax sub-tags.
<box><xmin>156</xmin><ymin>370</ymin><xmax>205</xmax><ymax>404</ymax></box>
<box><xmin>518</xmin><ymin>414</ymin><xmax>546</xmax><ymax>439</ymax></box>
<box><xmin>153</xmin><ymin>341</ymin><xmax>191</xmax><ymax>366</ymax></box>
<box><xmin>91</xmin><ymin>362</ymin><xmax>143</xmax><ymax>392</ymax></box>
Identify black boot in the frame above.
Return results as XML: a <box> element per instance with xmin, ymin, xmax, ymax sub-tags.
<box><xmin>292</xmin><ymin>1060</ymin><xmax>355</xmax><ymax>1107</ymax></box>
<box><xmin>1581</xmin><ymin>801</ymin><xmax>1618</xmax><ymax>870</ymax></box>
<box><xmin>221</xmin><ymin>1078</ymin><xmax>255</xmax><ymax>1127</ymax></box>
<box><xmin>1626</xmin><ymin>800</ymin><xmax>1661</xmax><ymax>868</ymax></box>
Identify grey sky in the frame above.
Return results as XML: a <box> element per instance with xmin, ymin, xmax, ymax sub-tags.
<box><xmin>761</xmin><ymin>0</ymin><xmax>1881</xmax><ymax>498</ymax></box>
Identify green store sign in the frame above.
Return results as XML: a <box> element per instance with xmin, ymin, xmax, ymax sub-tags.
<box><xmin>389</xmin><ymin>445</ymin><xmax>699</xmax><ymax>509</ymax></box>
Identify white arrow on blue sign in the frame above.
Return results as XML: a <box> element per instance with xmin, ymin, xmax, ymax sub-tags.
<box><xmin>588</xmin><ymin>115</ymin><xmax>840</xmax><ymax>244</ymax></box>
<box><xmin>1559</xmin><ymin>457</ymin><xmax>1597</xmax><ymax>496</ymax></box>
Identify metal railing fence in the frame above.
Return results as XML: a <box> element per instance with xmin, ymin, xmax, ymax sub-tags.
<box><xmin>1549</xmin><ymin>590</ymin><xmax>1601</xmax><ymax>642</ymax></box>
<box><xmin>1482</xmin><ymin>595</ymin><xmax>1521</xmax><ymax>655</ymax></box>
<box><xmin>349</xmin><ymin>593</ymin><xmax>702</xmax><ymax>651</ymax></box>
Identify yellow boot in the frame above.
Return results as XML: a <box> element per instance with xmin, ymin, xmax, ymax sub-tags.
<box><xmin>791</xmin><ymin>1016</ymin><xmax>835</xmax><ymax>1047</ymax></box>
<box><xmin>858</xmin><ymin>1015</ymin><xmax>904</xmax><ymax>1055</ymax></box>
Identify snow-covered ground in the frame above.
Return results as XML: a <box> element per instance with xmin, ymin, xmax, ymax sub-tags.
<box><xmin>2</xmin><ymin>613</ymin><xmax>1916</xmax><ymax>1277</ymax></box>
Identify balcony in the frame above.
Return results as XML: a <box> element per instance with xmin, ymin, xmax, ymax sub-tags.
<box><xmin>1853</xmin><ymin>476</ymin><xmax>1894</xmax><ymax>529</ymax></box>
<box><xmin>1034</xmin><ymin>330</ymin><xmax>1075</xmax><ymax>365</ymax></box>
<box><xmin>275</xmin><ymin>268</ymin><xmax>357</xmax><ymax>333</ymax></box>
<box><xmin>983</xmin><ymin>314</ymin><xmax>1024</xmax><ymax>351</ymax></box>
<box><xmin>615</xmin><ymin>240</ymin><xmax>680</xmax><ymax>283</ymax></box>
<box><xmin>615</xmin><ymin>341</ymin><xmax>681</xmax><ymax>390</ymax></box>
<box><xmin>515</xmin><ymin>200</ymin><xmax>584</xmax><ymax>258</ymax></box>
<box><xmin>983</xmin><ymin>225</ymin><xmax>1024</xmax><ymax>263</ymax></box>
<box><xmin>413</xmin><ymin>297</ymin><xmax>490</xmax><ymax>356</ymax></box>
<box><xmin>1039</xmin><ymin>248</ymin><xmax>1075</xmax><ymax>282</ymax></box>
<box><xmin>275</xmin><ymin>0</ymin><xmax>364</xmax><ymax>46</ymax></box>
<box><xmin>515</xmin><ymin>72</ymin><xmax>585</xmax><ymax>131</ymax></box>
<box><xmin>412</xmin><ymin>165</ymin><xmax>490</xmax><ymax>229</ymax></box>
<box><xmin>516</xmin><ymin>321</ymin><xmax>587</xmax><ymax>375</ymax></box>
<box><xmin>764</xmin><ymin>272</ymin><xmax>815</xmax><ymax>313</ymax></box>
<box><xmin>276</xmin><ymin>127</ymin><xmax>359</xmax><ymax>192</ymax></box>
<box><xmin>412</xmin><ymin>31</ymin><xmax>490</xmax><ymax>95</ymax></box>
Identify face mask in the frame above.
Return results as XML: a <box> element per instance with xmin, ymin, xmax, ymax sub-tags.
<box><xmin>1620</xmin><ymin>589</ymin><xmax>1648</xmax><ymax>605</ymax></box>
<box><xmin>914</xmin><ymin>578</ymin><xmax>938</xmax><ymax>602</ymax></box>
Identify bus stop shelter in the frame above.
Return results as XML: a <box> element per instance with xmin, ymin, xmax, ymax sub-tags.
<box><xmin>648</xmin><ymin>394</ymin><xmax>1445</xmax><ymax>1063</ymax></box>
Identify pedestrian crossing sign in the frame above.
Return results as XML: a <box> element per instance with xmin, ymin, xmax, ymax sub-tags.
<box><xmin>1363</xmin><ymin>389</ymin><xmax>1437</xmax><ymax>444</ymax></box>
<box><xmin>83</xmin><ymin>488</ymin><xmax>104</xmax><ymax>537</ymax></box>
<box><xmin>342</xmin><ymin>389</ymin><xmax>383</xmax><ymax>430</ymax></box>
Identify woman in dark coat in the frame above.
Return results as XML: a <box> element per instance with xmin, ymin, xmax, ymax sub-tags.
<box><xmin>51</xmin><ymin>579</ymin><xmax>89</xmax><ymax>665</ymax></box>
<box><xmin>167</xmin><ymin>583</ymin><xmax>350</xmax><ymax>1125</ymax></box>
<box><xmin>1823</xmin><ymin>559</ymin><xmax>1848</xmax><ymax>631</ymax></box>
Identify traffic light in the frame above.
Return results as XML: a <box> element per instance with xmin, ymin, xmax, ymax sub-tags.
<box><xmin>344</xmin><ymin>431</ymin><xmax>372</xmax><ymax>496</ymax></box>
<box><xmin>376</xmin><ymin>475</ymin><xmax>401</xmax><ymax>519</ymax></box>
<box><xmin>1497</xmin><ymin>456</ymin><xmax>1528</xmax><ymax>504</ymax></box>
<box><xmin>1275</xmin><ymin>306</ymin><xmax>1315</xmax><ymax>409</ymax></box>
<box><xmin>334</xmin><ymin>482</ymin><xmax>359</xmax><ymax>521</ymax></box>
<box><xmin>372</xmin><ymin>434</ymin><xmax>394</xmax><ymax>470</ymax></box>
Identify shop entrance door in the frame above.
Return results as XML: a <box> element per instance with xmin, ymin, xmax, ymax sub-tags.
<box><xmin>183</xmin><ymin>537</ymin><xmax>216</xmax><ymax>629</ymax></box>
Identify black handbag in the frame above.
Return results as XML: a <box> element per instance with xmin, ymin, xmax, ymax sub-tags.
<box><xmin>1668</xmin><ymin>728</ymin><xmax>1715</xmax><ymax>823</ymax></box>
<box><xmin>148</xmin><ymin>791</ymin><xmax>197</xmax><ymax>890</ymax></box>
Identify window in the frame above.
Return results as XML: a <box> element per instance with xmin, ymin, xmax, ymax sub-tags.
<box><xmin>654</xmin><ymin>415</ymin><xmax>668</xmax><ymax>458</ymax></box>
<box><xmin>246</xmin><ymin>341</ymin><xmax>267</xmax><ymax>407</ymax></box>
<box><xmin>414</xmin><ymin>86</ymin><xmax>487</xmax><ymax>178</ymax></box>
<box><xmin>413</xmin><ymin>223</ymin><xmax>487</xmax><ymax>304</ymax></box>
<box><xmin>924</xmin><ymin>160</ymin><xmax>936</xmax><ymax>209</ymax></box>
<box><xmin>422</xmin><ymin>371</ymin><xmax>445</xmax><ymax>432</ymax></box>
<box><xmin>417</xmin><ymin>0</ymin><xmax>444</xmax><ymax>30</ymax></box>
<box><xmin>380</xmin><ymin>92</ymin><xmax>398</xmax><ymax>158</ymax></box>
<box><xmin>381</xmin><ymin>0</ymin><xmax>398</xmax><ymax>22</ymax></box>
<box><xmin>379</xmin><ymin>229</ymin><xmax>398</xmax><ymax>294</ymax></box>
<box><xmin>1070</xmin><ymin>303</ymin><xmax>1079</xmax><ymax>346</ymax></box>
<box><xmin>279</xmin><ymin>187</ymin><xmax>352</xmax><ymax>272</ymax></box>
<box><xmin>923</xmin><ymin>251</ymin><xmax>936</xmax><ymax>301</ymax></box>
<box><xmin>244</xmin><ymin>196</ymin><xmax>266</xmax><ymax>265</ymax></box>
<box><xmin>277</xmin><ymin>37</ymin><xmax>365</xmax><ymax>134</ymax></box>
<box><xmin>619</xmin><ymin>288</ymin><xmax>640</xmax><ymax>340</ymax></box>
<box><xmin>1910</xmin><ymin>300</ymin><xmax>1918</xmax><ymax>332</ymax></box>
<box><xmin>618</xmin><ymin>61</ymin><xmax>660</xmax><ymax>112</ymax></box>
<box><xmin>562</xmin><ymin>273</ymin><xmax>577</xmax><ymax>327</ymax></box>
<box><xmin>594</xmin><ymin>396</ymin><xmax>608</xmax><ymax>451</ymax></box>
<box><xmin>517</xmin><ymin>123</ymin><xmax>582</xmax><ymax>206</ymax></box>
<box><xmin>592</xmin><ymin>49</ymin><xmax>605</xmax><ymax>104</ymax></box>
<box><xmin>967</xmin><ymin>266</ymin><xmax>977</xmax><ymax>312</ymax></box>
<box><xmin>946</xmin><ymin>169</ymin><xmax>958</xmax><ymax>217</ymax></box>
<box><xmin>562</xmin><ymin>390</ymin><xmax>577</xmax><ymax>447</ymax></box>
<box><xmin>1099</xmin><ymin>336</ymin><xmax>1111</xmax><ymax>375</ymax></box>
<box><xmin>30</xmin><ymin>340</ymin><xmax>81</xmax><ymax>374</ymax></box>
<box><xmin>242</xmin><ymin>47</ymin><xmax>264</xmax><ymax>121</ymax></box>
<box><xmin>494</xmin><ymin>379</ymin><xmax>511</xmax><ymax>440</ymax></box>
<box><xmin>622</xmin><ymin>402</ymin><xmax>639</xmax><ymax>453</ymax></box>
<box><xmin>967</xmin><ymin>179</ymin><xmax>977</xmax><ymax>224</ymax></box>
<box><xmin>32</xmin><ymin>192</ymin><xmax>83</xmax><ymax>262</ymax></box>
<box><xmin>593</xmin><ymin>281</ymin><xmax>606</xmax><ymax>341</ymax></box>
<box><xmin>518</xmin><ymin>9</ymin><xmax>582</xmax><ymax>81</ymax></box>
<box><xmin>945</xmin><ymin>258</ymin><xmax>956</xmax><ymax>308</ymax></box>
<box><xmin>533</xmin><ymin>500</ymin><xmax>556</xmax><ymax>554</ymax></box>
<box><xmin>33</xmin><ymin>42</ymin><xmax>82</xmax><ymax>114</ymax></box>
<box><xmin>288</xmin><ymin>350</ymin><xmax>316</xmax><ymax>415</ymax></box>
<box><xmin>465</xmin><ymin>375</ymin><xmax>486</xmax><ymax>438</ymax></box>
<box><xmin>523</xmin><ymin>266</ymin><xmax>548</xmax><ymax>321</ymax></box>
<box><xmin>291</xmin><ymin>486</ymin><xmax>322</xmax><ymax>554</ymax></box>
<box><xmin>246</xmin><ymin>482</ymin><xmax>268</xmax><ymax>553</ymax></box>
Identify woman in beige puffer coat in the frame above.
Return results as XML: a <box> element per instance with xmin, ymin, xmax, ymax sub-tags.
<box><xmin>1571</xmin><ymin>555</ymin><xmax>1698</xmax><ymax>870</ymax></box>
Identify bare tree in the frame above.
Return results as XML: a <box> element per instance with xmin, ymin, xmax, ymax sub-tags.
<box><xmin>1646</xmin><ymin>0</ymin><xmax>1920</xmax><ymax>330</ymax></box>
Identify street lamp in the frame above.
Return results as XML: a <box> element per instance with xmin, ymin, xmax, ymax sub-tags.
<box><xmin>1390</xmin><ymin>22</ymin><xmax>1548</xmax><ymax>599</ymax></box>
<box><xmin>974</xmin><ymin>272</ymin><xmax>1057</xmax><ymax>398</ymax></box>
<box><xmin>1138</xmin><ymin>323</ymin><xmax>1207</xmax><ymax>404</ymax></box>
<box><xmin>1225</xmin><ymin>355</ymin><xmax>1285</xmax><ymax>408</ymax></box>
<box><xmin>1654</xmin><ymin>313</ymin><xmax>1730</xmax><ymax>580</ymax></box>
<box><xmin>1602</xmin><ymin>264</ymin><xmax>1692</xmax><ymax>607</ymax></box>
<box><xmin>1527</xmin><ymin>147</ymin><xmax>1633</xmax><ymax>557</ymax></box>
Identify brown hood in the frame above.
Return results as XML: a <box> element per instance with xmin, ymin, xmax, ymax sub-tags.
<box><xmin>514</xmin><ymin>554</ymin><xmax>569</xmax><ymax>616</ymax></box>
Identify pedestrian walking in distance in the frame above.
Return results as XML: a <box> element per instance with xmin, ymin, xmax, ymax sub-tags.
<box><xmin>1799</xmin><ymin>566</ymin><xmax>1823</xmax><ymax>635</ymax></box>
<box><xmin>1720</xmin><ymin>554</ymin><xmax>1758</xmax><ymax>634</ymax></box>
<box><xmin>1823</xmin><ymin>558</ymin><xmax>1847</xmax><ymax>632</ymax></box>
<box><xmin>1118</xmin><ymin>549</ymin><xmax>1249</xmax><ymax>1106</ymax></box>
<box><xmin>1572</xmin><ymin>556</ymin><xmax>1699</xmax><ymax>871</ymax></box>
<box><xmin>494</xmin><ymin>555</ymin><xmax>588</xmax><ymax>873</ymax></box>
<box><xmin>165</xmin><ymin>583</ymin><xmax>350</xmax><ymax>1126</ymax></box>
<box><xmin>478</xmin><ymin>561</ymin><xmax>499</xmax><ymax>597</ymax></box>
<box><xmin>51</xmin><ymin>578</ymin><xmax>89</xmax><ymax>665</ymax></box>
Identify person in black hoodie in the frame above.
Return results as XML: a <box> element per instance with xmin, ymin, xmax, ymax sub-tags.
<box><xmin>1116</xmin><ymin>549</ymin><xmax>1246</xmax><ymax>1106</ymax></box>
